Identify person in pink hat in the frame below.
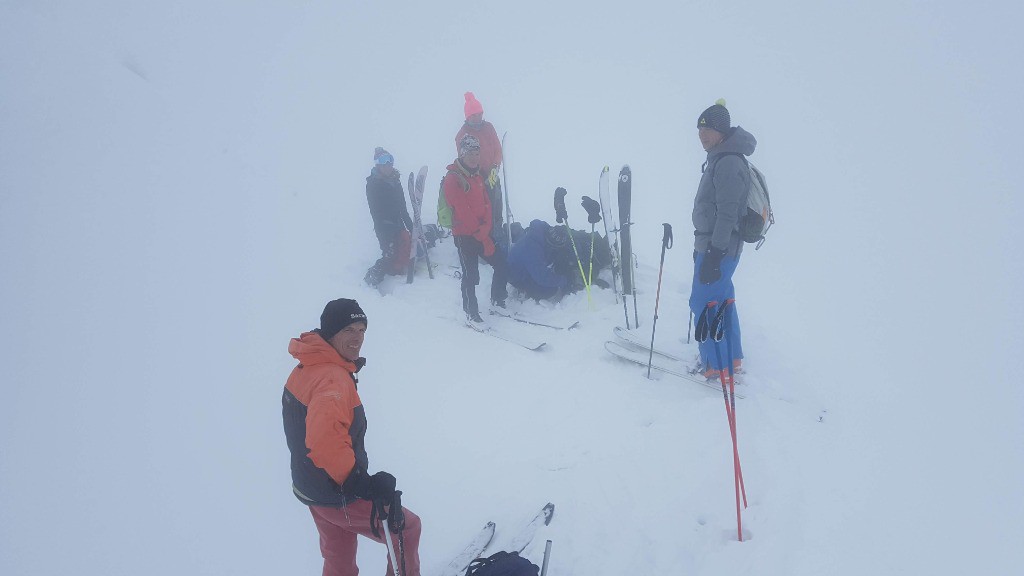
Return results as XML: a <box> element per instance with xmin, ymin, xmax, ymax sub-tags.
<box><xmin>455</xmin><ymin>92</ymin><xmax>505</xmax><ymax>248</ymax></box>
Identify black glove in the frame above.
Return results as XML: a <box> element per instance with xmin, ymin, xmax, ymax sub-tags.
<box><xmin>343</xmin><ymin>468</ymin><xmax>397</xmax><ymax>502</ymax></box>
<box><xmin>699</xmin><ymin>246</ymin><xmax>727</xmax><ymax>284</ymax></box>
<box><xmin>388</xmin><ymin>491</ymin><xmax>405</xmax><ymax>532</ymax></box>
<box><xmin>581</xmin><ymin>196</ymin><xmax>602</xmax><ymax>224</ymax></box>
<box><xmin>554</xmin><ymin>187</ymin><xmax>568</xmax><ymax>224</ymax></box>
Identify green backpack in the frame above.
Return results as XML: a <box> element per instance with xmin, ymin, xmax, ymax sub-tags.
<box><xmin>437</xmin><ymin>170</ymin><xmax>469</xmax><ymax>229</ymax></box>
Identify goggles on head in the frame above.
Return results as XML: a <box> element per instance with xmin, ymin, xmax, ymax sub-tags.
<box><xmin>375</xmin><ymin>153</ymin><xmax>394</xmax><ymax>166</ymax></box>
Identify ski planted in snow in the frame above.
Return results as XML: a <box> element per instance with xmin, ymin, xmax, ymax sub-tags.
<box><xmin>604</xmin><ymin>340</ymin><xmax>745</xmax><ymax>398</ymax></box>
<box><xmin>618</xmin><ymin>165</ymin><xmax>639</xmax><ymax>328</ymax></box>
<box><xmin>598</xmin><ymin>166</ymin><xmax>622</xmax><ymax>302</ymax></box>
<box><xmin>439</xmin><ymin>521</ymin><xmax>496</xmax><ymax>576</ymax></box>
<box><xmin>466</xmin><ymin>320</ymin><xmax>546</xmax><ymax>351</ymax></box>
<box><xmin>406</xmin><ymin>166</ymin><xmax>432</xmax><ymax>282</ymax></box>
<box><xmin>490</xmin><ymin>308</ymin><xmax>579</xmax><ymax>330</ymax></box>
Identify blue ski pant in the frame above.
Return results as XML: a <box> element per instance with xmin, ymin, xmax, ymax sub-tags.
<box><xmin>688</xmin><ymin>251</ymin><xmax>743</xmax><ymax>370</ymax></box>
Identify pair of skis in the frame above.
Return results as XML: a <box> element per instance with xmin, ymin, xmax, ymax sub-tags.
<box><xmin>439</xmin><ymin>503</ymin><xmax>555</xmax><ymax>576</ymax></box>
<box><xmin>597</xmin><ymin>166</ymin><xmax>639</xmax><ymax>327</ymax></box>
<box><xmin>406</xmin><ymin>166</ymin><xmax>433</xmax><ymax>282</ymax></box>
<box><xmin>604</xmin><ymin>326</ymin><xmax>745</xmax><ymax>398</ymax></box>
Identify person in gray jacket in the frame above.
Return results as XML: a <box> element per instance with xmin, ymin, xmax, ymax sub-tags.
<box><xmin>689</xmin><ymin>100</ymin><xmax>755</xmax><ymax>378</ymax></box>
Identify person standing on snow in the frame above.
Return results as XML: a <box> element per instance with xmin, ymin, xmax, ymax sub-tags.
<box><xmin>445</xmin><ymin>133</ymin><xmax>508</xmax><ymax>321</ymax></box>
<box><xmin>689</xmin><ymin>100</ymin><xmax>754</xmax><ymax>379</ymax></box>
<box><xmin>364</xmin><ymin>147</ymin><xmax>413</xmax><ymax>287</ymax></box>
<box><xmin>455</xmin><ymin>92</ymin><xmax>505</xmax><ymax>249</ymax></box>
<box><xmin>282</xmin><ymin>298</ymin><xmax>422</xmax><ymax>576</ymax></box>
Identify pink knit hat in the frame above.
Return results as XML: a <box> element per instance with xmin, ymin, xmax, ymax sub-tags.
<box><xmin>464</xmin><ymin>92</ymin><xmax>484</xmax><ymax>119</ymax></box>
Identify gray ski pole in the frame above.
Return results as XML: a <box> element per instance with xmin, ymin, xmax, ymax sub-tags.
<box><xmin>647</xmin><ymin>224</ymin><xmax>673</xmax><ymax>378</ymax></box>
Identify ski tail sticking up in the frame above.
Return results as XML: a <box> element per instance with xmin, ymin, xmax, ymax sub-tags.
<box><xmin>617</xmin><ymin>165</ymin><xmax>638</xmax><ymax>328</ymax></box>
<box><xmin>501</xmin><ymin>131</ymin><xmax>513</xmax><ymax>249</ymax></box>
<box><xmin>406</xmin><ymin>166</ymin><xmax>431</xmax><ymax>282</ymax></box>
<box><xmin>598</xmin><ymin>166</ymin><xmax>621</xmax><ymax>302</ymax></box>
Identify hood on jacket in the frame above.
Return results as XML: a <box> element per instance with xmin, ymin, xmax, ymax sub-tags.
<box><xmin>288</xmin><ymin>331</ymin><xmax>361</xmax><ymax>372</ymax></box>
<box><xmin>446</xmin><ymin>158</ymin><xmax>479</xmax><ymax>178</ymax></box>
<box><xmin>707</xmin><ymin>126</ymin><xmax>757</xmax><ymax>160</ymax></box>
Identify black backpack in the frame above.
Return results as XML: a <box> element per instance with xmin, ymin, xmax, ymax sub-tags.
<box><xmin>465</xmin><ymin>551</ymin><xmax>539</xmax><ymax>576</ymax></box>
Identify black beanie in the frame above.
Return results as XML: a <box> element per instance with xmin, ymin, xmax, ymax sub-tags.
<box><xmin>319</xmin><ymin>298</ymin><xmax>367</xmax><ymax>340</ymax></box>
<box><xmin>697</xmin><ymin>99</ymin><xmax>731</xmax><ymax>133</ymax></box>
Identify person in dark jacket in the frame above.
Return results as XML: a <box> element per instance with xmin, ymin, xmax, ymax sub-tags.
<box><xmin>689</xmin><ymin>100</ymin><xmax>754</xmax><ymax>378</ymax></box>
<box><xmin>364</xmin><ymin>147</ymin><xmax>413</xmax><ymax>287</ymax></box>
<box><xmin>506</xmin><ymin>220</ymin><xmax>570</xmax><ymax>301</ymax></box>
<box><xmin>282</xmin><ymin>298</ymin><xmax>422</xmax><ymax>576</ymax></box>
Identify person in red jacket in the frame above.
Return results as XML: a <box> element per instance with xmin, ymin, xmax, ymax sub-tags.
<box><xmin>444</xmin><ymin>134</ymin><xmax>508</xmax><ymax>321</ymax></box>
<box><xmin>282</xmin><ymin>298</ymin><xmax>422</xmax><ymax>576</ymax></box>
<box><xmin>455</xmin><ymin>92</ymin><xmax>505</xmax><ymax>248</ymax></box>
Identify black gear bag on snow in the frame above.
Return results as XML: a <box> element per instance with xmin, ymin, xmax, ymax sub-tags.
<box><xmin>465</xmin><ymin>551</ymin><xmax>539</xmax><ymax>576</ymax></box>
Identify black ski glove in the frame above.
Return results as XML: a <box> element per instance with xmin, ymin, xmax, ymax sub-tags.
<box><xmin>581</xmin><ymin>196</ymin><xmax>602</xmax><ymax>224</ymax></box>
<box><xmin>554</xmin><ymin>187</ymin><xmax>568</xmax><ymax>224</ymax></box>
<box><xmin>699</xmin><ymin>246</ymin><xmax>727</xmax><ymax>284</ymax></box>
<box><xmin>343</xmin><ymin>468</ymin><xmax>397</xmax><ymax>502</ymax></box>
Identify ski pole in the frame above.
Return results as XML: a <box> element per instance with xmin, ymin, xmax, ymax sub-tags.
<box><xmin>720</xmin><ymin>299</ymin><xmax>746</xmax><ymax>509</ymax></box>
<box><xmin>581</xmin><ymin>195</ymin><xmax>602</xmax><ymax>311</ymax></box>
<box><xmin>626</xmin><ymin>246</ymin><xmax>639</xmax><ymax>328</ymax></box>
<box><xmin>554</xmin><ymin>188</ymin><xmax>590</xmax><ymax>299</ymax></box>
<box><xmin>540</xmin><ymin>540</ymin><xmax>553</xmax><ymax>576</ymax></box>
<box><xmin>647</xmin><ymin>224</ymin><xmax>673</xmax><ymax>379</ymax></box>
<box><xmin>381</xmin><ymin>517</ymin><xmax>401</xmax><ymax>576</ymax></box>
<box><xmin>711</xmin><ymin>300</ymin><xmax>746</xmax><ymax>540</ymax></box>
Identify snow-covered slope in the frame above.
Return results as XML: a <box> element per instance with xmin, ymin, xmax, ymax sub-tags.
<box><xmin>2</xmin><ymin>2</ymin><xmax>1022</xmax><ymax>576</ymax></box>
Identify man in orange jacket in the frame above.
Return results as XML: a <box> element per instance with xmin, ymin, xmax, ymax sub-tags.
<box><xmin>444</xmin><ymin>134</ymin><xmax>508</xmax><ymax>322</ymax></box>
<box><xmin>282</xmin><ymin>298</ymin><xmax>421</xmax><ymax>576</ymax></box>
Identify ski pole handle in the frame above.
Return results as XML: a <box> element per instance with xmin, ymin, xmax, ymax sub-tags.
<box><xmin>711</xmin><ymin>298</ymin><xmax>735</xmax><ymax>342</ymax></box>
<box><xmin>554</xmin><ymin>187</ymin><xmax>568</xmax><ymax>223</ymax></box>
<box><xmin>661</xmin><ymin>223</ymin><xmax>673</xmax><ymax>249</ymax></box>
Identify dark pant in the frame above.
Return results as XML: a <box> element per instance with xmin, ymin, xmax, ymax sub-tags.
<box><xmin>455</xmin><ymin>235</ymin><xmax>508</xmax><ymax>315</ymax></box>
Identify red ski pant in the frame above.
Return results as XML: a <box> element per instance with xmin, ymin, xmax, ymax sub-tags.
<box><xmin>309</xmin><ymin>499</ymin><xmax>421</xmax><ymax>576</ymax></box>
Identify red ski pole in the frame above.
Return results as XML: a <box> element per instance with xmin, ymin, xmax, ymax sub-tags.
<box><xmin>711</xmin><ymin>299</ymin><xmax>746</xmax><ymax>540</ymax></box>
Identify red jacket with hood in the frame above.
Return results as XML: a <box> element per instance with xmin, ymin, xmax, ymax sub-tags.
<box><xmin>443</xmin><ymin>159</ymin><xmax>495</xmax><ymax>254</ymax></box>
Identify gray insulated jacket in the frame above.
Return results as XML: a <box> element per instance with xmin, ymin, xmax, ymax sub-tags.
<box><xmin>692</xmin><ymin>126</ymin><xmax>757</xmax><ymax>257</ymax></box>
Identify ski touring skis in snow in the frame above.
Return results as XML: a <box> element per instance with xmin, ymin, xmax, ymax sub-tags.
<box><xmin>507</xmin><ymin>502</ymin><xmax>555</xmax><ymax>554</ymax></box>
<box><xmin>406</xmin><ymin>166</ymin><xmax>432</xmax><ymax>282</ymax></box>
<box><xmin>439</xmin><ymin>522</ymin><xmax>496</xmax><ymax>576</ymax></box>
<box><xmin>604</xmin><ymin>340</ymin><xmax>745</xmax><ymax>398</ymax></box>
<box><xmin>598</xmin><ymin>166</ymin><xmax>622</xmax><ymax>302</ymax></box>
<box><xmin>466</xmin><ymin>319</ymin><xmax>546</xmax><ymax>351</ymax></box>
<box><xmin>489</xmin><ymin>308</ymin><xmax>579</xmax><ymax>330</ymax></box>
<box><xmin>613</xmin><ymin>326</ymin><xmax>687</xmax><ymax>362</ymax></box>
<box><xmin>618</xmin><ymin>165</ymin><xmax>639</xmax><ymax>328</ymax></box>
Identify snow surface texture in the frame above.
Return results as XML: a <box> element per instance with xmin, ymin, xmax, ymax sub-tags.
<box><xmin>2</xmin><ymin>2</ymin><xmax>1022</xmax><ymax>575</ymax></box>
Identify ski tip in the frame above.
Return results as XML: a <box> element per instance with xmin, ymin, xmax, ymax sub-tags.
<box><xmin>567</xmin><ymin>321</ymin><xmax>580</xmax><ymax>330</ymax></box>
<box><xmin>542</xmin><ymin>502</ymin><xmax>555</xmax><ymax>525</ymax></box>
